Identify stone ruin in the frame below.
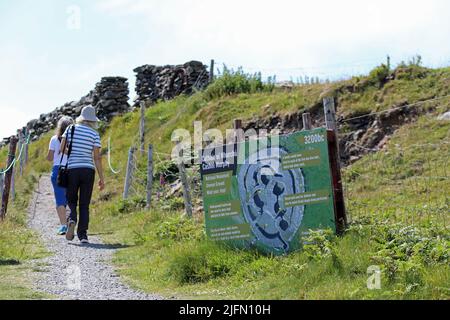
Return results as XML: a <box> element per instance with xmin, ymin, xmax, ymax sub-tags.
<box><xmin>92</xmin><ymin>77</ymin><xmax>130</xmax><ymax>121</ymax></box>
<box><xmin>134</xmin><ymin>60</ymin><xmax>209</xmax><ymax>106</ymax></box>
<box><xmin>12</xmin><ymin>77</ymin><xmax>131</xmax><ymax>144</ymax></box>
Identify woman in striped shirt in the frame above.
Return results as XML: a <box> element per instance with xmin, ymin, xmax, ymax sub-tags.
<box><xmin>60</xmin><ymin>105</ymin><xmax>105</xmax><ymax>244</ymax></box>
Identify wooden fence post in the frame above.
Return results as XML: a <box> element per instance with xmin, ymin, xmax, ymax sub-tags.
<box><xmin>1</xmin><ymin>136</ymin><xmax>18</xmax><ymax>220</ymax></box>
<box><xmin>146</xmin><ymin>144</ymin><xmax>153</xmax><ymax>208</ymax></box>
<box><xmin>323</xmin><ymin>97</ymin><xmax>347</xmax><ymax>233</ymax></box>
<box><xmin>139</xmin><ymin>101</ymin><xmax>146</xmax><ymax>157</ymax></box>
<box><xmin>176</xmin><ymin>140</ymin><xmax>193</xmax><ymax>218</ymax></box>
<box><xmin>123</xmin><ymin>146</ymin><xmax>135</xmax><ymax>200</ymax></box>
<box><xmin>233</xmin><ymin>119</ymin><xmax>243</xmax><ymax>142</ymax></box>
<box><xmin>209</xmin><ymin>59</ymin><xmax>215</xmax><ymax>83</ymax></box>
<box><xmin>302</xmin><ymin>113</ymin><xmax>312</xmax><ymax>131</ymax></box>
<box><xmin>233</xmin><ymin>119</ymin><xmax>243</xmax><ymax>131</ymax></box>
<box><xmin>10</xmin><ymin>130</ymin><xmax>20</xmax><ymax>202</ymax></box>
<box><xmin>323</xmin><ymin>97</ymin><xmax>342</xmax><ymax>167</ymax></box>
<box><xmin>0</xmin><ymin>173</ymin><xmax>4</xmax><ymax>201</ymax></box>
<box><xmin>323</xmin><ymin>97</ymin><xmax>337</xmax><ymax>132</ymax></box>
<box><xmin>24</xmin><ymin>127</ymin><xmax>29</xmax><ymax>164</ymax></box>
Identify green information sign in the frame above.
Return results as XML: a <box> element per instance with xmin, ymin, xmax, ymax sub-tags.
<box><xmin>201</xmin><ymin>128</ymin><xmax>336</xmax><ymax>255</ymax></box>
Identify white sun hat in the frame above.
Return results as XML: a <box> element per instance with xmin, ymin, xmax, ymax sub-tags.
<box><xmin>76</xmin><ymin>105</ymin><xmax>100</xmax><ymax>122</ymax></box>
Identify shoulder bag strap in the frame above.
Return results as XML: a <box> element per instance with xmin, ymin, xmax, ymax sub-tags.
<box><xmin>59</xmin><ymin>125</ymin><xmax>76</xmax><ymax>168</ymax></box>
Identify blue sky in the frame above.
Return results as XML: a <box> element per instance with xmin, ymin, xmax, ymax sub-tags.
<box><xmin>1</xmin><ymin>0</ymin><xmax>450</xmax><ymax>138</ymax></box>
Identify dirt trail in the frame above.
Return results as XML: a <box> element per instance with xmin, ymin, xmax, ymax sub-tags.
<box><xmin>28</xmin><ymin>175</ymin><xmax>162</xmax><ymax>300</ymax></box>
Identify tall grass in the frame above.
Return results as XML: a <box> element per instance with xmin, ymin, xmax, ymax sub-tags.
<box><xmin>0</xmin><ymin>163</ymin><xmax>49</xmax><ymax>299</ymax></box>
<box><xmin>204</xmin><ymin>66</ymin><xmax>274</xmax><ymax>100</ymax></box>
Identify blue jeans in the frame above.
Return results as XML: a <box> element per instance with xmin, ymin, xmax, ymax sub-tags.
<box><xmin>51</xmin><ymin>166</ymin><xmax>67</xmax><ymax>208</ymax></box>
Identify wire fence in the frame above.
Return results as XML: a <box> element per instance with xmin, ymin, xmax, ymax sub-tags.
<box><xmin>103</xmin><ymin>81</ymin><xmax>450</xmax><ymax>228</ymax></box>
<box><xmin>105</xmin><ymin>125</ymin><xmax>204</xmax><ymax>216</ymax></box>
<box><xmin>106</xmin><ymin>114</ymin><xmax>449</xmax><ymax>230</ymax></box>
<box><xmin>343</xmin><ymin>139</ymin><xmax>449</xmax><ymax>228</ymax></box>
<box><xmin>1</xmin><ymin>131</ymin><xmax>31</xmax><ymax>217</ymax></box>
<box><xmin>339</xmin><ymin>95</ymin><xmax>450</xmax><ymax>124</ymax></box>
<box><xmin>213</xmin><ymin>57</ymin><xmax>388</xmax><ymax>83</ymax></box>
<box><xmin>0</xmin><ymin>133</ymin><xmax>30</xmax><ymax>175</ymax></box>
<box><xmin>104</xmin><ymin>96</ymin><xmax>450</xmax><ymax>227</ymax></box>
<box><xmin>213</xmin><ymin>56</ymin><xmax>450</xmax><ymax>85</ymax></box>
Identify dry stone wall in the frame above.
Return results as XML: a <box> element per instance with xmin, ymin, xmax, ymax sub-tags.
<box><xmin>134</xmin><ymin>60</ymin><xmax>209</xmax><ymax>106</ymax></box>
<box><xmin>15</xmin><ymin>77</ymin><xmax>130</xmax><ymax>144</ymax></box>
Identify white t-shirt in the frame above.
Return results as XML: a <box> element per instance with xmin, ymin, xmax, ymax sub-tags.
<box><xmin>49</xmin><ymin>135</ymin><xmax>68</xmax><ymax>166</ymax></box>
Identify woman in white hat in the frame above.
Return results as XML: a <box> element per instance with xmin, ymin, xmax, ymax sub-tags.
<box><xmin>60</xmin><ymin>105</ymin><xmax>105</xmax><ymax>244</ymax></box>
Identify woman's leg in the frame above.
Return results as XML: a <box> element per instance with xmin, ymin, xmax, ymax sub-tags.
<box><xmin>67</xmin><ymin>169</ymin><xmax>81</xmax><ymax>224</ymax></box>
<box><xmin>56</xmin><ymin>206</ymin><xmax>67</xmax><ymax>225</ymax></box>
<box><xmin>77</xmin><ymin>168</ymin><xmax>95</xmax><ymax>240</ymax></box>
<box><xmin>50</xmin><ymin>166</ymin><xmax>68</xmax><ymax>225</ymax></box>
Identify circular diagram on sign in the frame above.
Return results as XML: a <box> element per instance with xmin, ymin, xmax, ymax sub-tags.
<box><xmin>237</xmin><ymin>147</ymin><xmax>305</xmax><ymax>253</ymax></box>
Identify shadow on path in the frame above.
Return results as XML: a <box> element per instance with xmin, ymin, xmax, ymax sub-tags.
<box><xmin>0</xmin><ymin>259</ymin><xmax>21</xmax><ymax>266</ymax></box>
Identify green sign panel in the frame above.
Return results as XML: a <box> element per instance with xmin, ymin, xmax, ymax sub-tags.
<box><xmin>201</xmin><ymin>128</ymin><xmax>336</xmax><ymax>255</ymax></box>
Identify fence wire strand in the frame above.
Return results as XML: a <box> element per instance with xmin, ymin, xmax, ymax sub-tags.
<box><xmin>343</xmin><ymin>138</ymin><xmax>449</xmax><ymax>228</ymax></box>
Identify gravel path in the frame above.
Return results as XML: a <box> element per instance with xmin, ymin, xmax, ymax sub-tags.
<box><xmin>28</xmin><ymin>175</ymin><xmax>162</xmax><ymax>300</ymax></box>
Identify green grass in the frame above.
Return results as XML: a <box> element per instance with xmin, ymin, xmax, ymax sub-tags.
<box><xmin>90</xmin><ymin>195</ymin><xmax>448</xmax><ymax>299</ymax></box>
<box><xmin>345</xmin><ymin>116</ymin><xmax>450</xmax><ymax>225</ymax></box>
<box><xmin>0</xmin><ymin>265</ymin><xmax>49</xmax><ymax>300</ymax></box>
<box><xmin>0</xmin><ymin>166</ymin><xmax>50</xmax><ymax>299</ymax></box>
<box><xmin>2</xmin><ymin>63</ymin><xmax>449</xmax><ymax>300</ymax></box>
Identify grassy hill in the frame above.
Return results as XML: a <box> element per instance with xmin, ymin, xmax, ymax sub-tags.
<box><xmin>1</xmin><ymin>62</ymin><xmax>449</xmax><ymax>299</ymax></box>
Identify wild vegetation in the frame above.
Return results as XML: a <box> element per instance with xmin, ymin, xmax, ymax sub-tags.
<box><xmin>1</xmin><ymin>62</ymin><xmax>449</xmax><ymax>299</ymax></box>
<box><xmin>0</xmin><ymin>166</ymin><xmax>49</xmax><ymax>299</ymax></box>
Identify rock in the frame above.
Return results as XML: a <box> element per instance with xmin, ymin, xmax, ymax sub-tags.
<box><xmin>353</xmin><ymin>129</ymin><xmax>365</xmax><ymax>141</ymax></box>
<box><xmin>276</xmin><ymin>81</ymin><xmax>294</xmax><ymax>90</ymax></box>
<box><xmin>376</xmin><ymin>136</ymin><xmax>390</xmax><ymax>149</ymax></box>
<box><xmin>437</xmin><ymin>111</ymin><xmax>450</xmax><ymax>121</ymax></box>
<box><xmin>167</xmin><ymin>180</ymin><xmax>182</xmax><ymax>197</ymax></box>
<box><xmin>349</xmin><ymin>155</ymin><xmax>362</xmax><ymax>164</ymax></box>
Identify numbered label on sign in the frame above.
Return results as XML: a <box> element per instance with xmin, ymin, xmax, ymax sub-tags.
<box><xmin>303</xmin><ymin>134</ymin><xmax>325</xmax><ymax>145</ymax></box>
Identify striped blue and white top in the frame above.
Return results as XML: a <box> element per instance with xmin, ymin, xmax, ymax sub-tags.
<box><xmin>62</xmin><ymin>124</ymin><xmax>102</xmax><ymax>170</ymax></box>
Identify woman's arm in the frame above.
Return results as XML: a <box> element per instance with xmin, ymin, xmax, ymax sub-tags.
<box><xmin>46</xmin><ymin>150</ymin><xmax>54</xmax><ymax>162</ymax></box>
<box><xmin>93</xmin><ymin>147</ymin><xmax>105</xmax><ymax>191</ymax></box>
<box><xmin>60</xmin><ymin>138</ymin><xmax>68</xmax><ymax>155</ymax></box>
